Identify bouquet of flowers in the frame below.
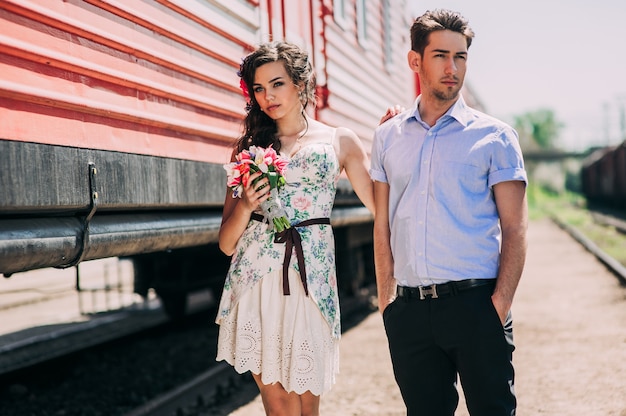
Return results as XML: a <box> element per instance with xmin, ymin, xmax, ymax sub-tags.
<box><xmin>223</xmin><ymin>145</ymin><xmax>291</xmax><ymax>232</ymax></box>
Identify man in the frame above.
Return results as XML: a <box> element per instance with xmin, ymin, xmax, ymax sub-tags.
<box><xmin>370</xmin><ymin>9</ymin><xmax>528</xmax><ymax>416</ymax></box>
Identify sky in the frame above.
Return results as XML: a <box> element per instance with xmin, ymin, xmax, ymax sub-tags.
<box><xmin>409</xmin><ymin>0</ymin><xmax>626</xmax><ymax>151</ymax></box>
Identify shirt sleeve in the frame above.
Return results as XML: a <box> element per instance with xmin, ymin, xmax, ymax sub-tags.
<box><xmin>487</xmin><ymin>125</ymin><xmax>528</xmax><ymax>188</ymax></box>
<box><xmin>369</xmin><ymin>127</ymin><xmax>388</xmax><ymax>183</ymax></box>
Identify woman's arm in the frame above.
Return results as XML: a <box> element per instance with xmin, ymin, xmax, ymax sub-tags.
<box><xmin>336</xmin><ymin>127</ymin><xmax>375</xmax><ymax>215</ymax></box>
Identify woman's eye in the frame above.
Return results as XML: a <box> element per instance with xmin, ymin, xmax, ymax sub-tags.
<box><xmin>273</xmin><ymin>81</ymin><xmax>284</xmax><ymax>88</ymax></box>
<box><xmin>253</xmin><ymin>87</ymin><xmax>263</xmax><ymax>93</ymax></box>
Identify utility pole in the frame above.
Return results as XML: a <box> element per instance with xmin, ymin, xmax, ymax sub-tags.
<box><xmin>616</xmin><ymin>95</ymin><xmax>626</xmax><ymax>143</ymax></box>
<box><xmin>603</xmin><ymin>101</ymin><xmax>610</xmax><ymax>145</ymax></box>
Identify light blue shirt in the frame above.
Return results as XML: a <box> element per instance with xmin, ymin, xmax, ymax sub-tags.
<box><xmin>370</xmin><ymin>95</ymin><xmax>527</xmax><ymax>287</ymax></box>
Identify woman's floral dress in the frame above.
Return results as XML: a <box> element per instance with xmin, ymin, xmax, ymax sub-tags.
<box><xmin>216</xmin><ymin>137</ymin><xmax>341</xmax><ymax>395</ymax></box>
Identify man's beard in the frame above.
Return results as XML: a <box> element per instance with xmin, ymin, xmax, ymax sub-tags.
<box><xmin>433</xmin><ymin>87</ymin><xmax>460</xmax><ymax>102</ymax></box>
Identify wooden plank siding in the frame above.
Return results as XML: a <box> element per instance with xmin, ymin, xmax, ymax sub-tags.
<box><xmin>0</xmin><ymin>0</ymin><xmax>414</xmax><ymax>163</ymax></box>
<box><xmin>317</xmin><ymin>0</ymin><xmax>414</xmax><ymax>151</ymax></box>
<box><xmin>0</xmin><ymin>0</ymin><xmax>415</xmax><ymax>213</ymax></box>
<box><xmin>0</xmin><ymin>0</ymin><xmax>259</xmax><ymax>165</ymax></box>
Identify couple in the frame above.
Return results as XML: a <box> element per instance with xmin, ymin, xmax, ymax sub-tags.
<box><xmin>215</xmin><ymin>9</ymin><xmax>528</xmax><ymax>416</ymax></box>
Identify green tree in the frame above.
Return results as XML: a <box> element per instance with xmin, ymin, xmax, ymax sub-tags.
<box><xmin>514</xmin><ymin>109</ymin><xmax>563</xmax><ymax>150</ymax></box>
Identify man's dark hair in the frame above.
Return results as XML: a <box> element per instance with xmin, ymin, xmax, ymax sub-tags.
<box><xmin>410</xmin><ymin>9</ymin><xmax>475</xmax><ymax>55</ymax></box>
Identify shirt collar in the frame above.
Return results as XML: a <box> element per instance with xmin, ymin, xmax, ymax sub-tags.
<box><xmin>409</xmin><ymin>94</ymin><xmax>472</xmax><ymax>128</ymax></box>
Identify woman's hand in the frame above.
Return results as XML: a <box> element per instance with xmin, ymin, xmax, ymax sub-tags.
<box><xmin>379</xmin><ymin>104</ymin><xmax>405</xmax><ymax>125</ymax></box>
<box><xmin>240</xmin><ymin>171</ymin><xmax>270</xmax><ymax>212</ymax></box>
<box><xmin>218</xmin><ymin>170</ymin><xmax>271</xmax><ymax>255</ymax></box>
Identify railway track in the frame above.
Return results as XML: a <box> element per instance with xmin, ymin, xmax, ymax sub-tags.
<box><xmin>123</xmin><ymin>362</ymin><xmax>248</xmax><ymax>416</ymax></box>
<box><xmin>0</xmin><ymin>304</ymin><xmax>231</xmax><ymax>416</ymax></box>
<box><xmin>120</xmin><ymin>290</ymin><xmax>376</xmax><ymax>416</ymax></box>
<box><xmin>0</xmin><ymin>282</ymin><xmax>375</xmax><ymax>416</ymax></box>
<box><xmin>590</xmin><ymin>210</ymin><xmax>626</xmax><ymax>234</ymax></box>
<box><xmin>0</xmin><ymin>284</ymin><xmax>213</xmax><ymax>377</ymax></box>
<box><xmin>552</xmin><ymin>209</ymin><xmax>626</xmax><ymax>285</ymax></box>
<box><xmin>0</xmin><ymin>303</ymin><xmax>167</xmax><ymax>375</ymax></box>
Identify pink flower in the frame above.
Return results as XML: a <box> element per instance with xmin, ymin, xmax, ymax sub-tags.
<box><xmin>274</xmin><ymin>155</ymin><xmax>288</xmax><ymax>174</ymax></box>
<box><xmin>236</xmin><ymin>149</ymin><xmax>252</xmax><ymax>162</ymax></box>
<box><xmin>292</xmin><ymin>196</ymin><xmax>311</xmax><ymax>210</ymax></box>
<box><xmin>223</xmin><ymin>146</ymin><xmax>289</xmax><ymax>199</ymax></box>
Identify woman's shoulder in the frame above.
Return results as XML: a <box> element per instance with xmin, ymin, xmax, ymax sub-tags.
<box><xmin>305</xmin><ymin>120</ymin><xmax>361</xmax><ymax>161</ymax></box>
<box><xmin>331</xmin><ymin>125</ymin><xmax>360</xmax><ymax>150</ymax></box>
<box><xmin>334</xmin><ymin>126</ymin><xmax>358</xmax><ymax>139</ymax></box>
<box><xmin>305</xmin><ymin>119</ymin><xmax>341</xmax><ymax>143</ymax></box>
<box><xmin>307</xmin><ymin>119</ymin><xmax>334</xmax><ymax>134</ymax></box>
<box><xmin>307</xmin><ymin>120</ymin><xmax>357</xmax><ymax>142</ymax></box>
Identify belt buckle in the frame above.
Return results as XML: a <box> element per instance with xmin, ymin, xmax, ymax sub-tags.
<box><xmin>418</xmin><ymin>284</ymin><xmax>438</xmax><ymax>300</ymax></box>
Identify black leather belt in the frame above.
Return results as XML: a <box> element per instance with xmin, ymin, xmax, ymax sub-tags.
<box><xmin>397</xmin><ymin>279</ymin><xmax>496</xmax><ymax>300</ymax></box>
<box><xmin>251</xmin><ymin>212</ymin><xmax>330</xmax><ymax>297</ymax></box>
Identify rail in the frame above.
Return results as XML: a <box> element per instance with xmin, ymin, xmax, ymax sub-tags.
<box><xmin>0</xmin><ymin>207</ymin><xmax>372</xmax><ymax>276</ymax></box>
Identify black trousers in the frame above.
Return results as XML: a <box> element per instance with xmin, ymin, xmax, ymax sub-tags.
<box><xmin>382</xmin><ymin>282</ymin><xmax>516</xmax><ymax>416</ymax></box>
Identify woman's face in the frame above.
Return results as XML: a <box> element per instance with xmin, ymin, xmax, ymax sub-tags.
<box><xmin>252</xmin><ymin>61</ymin><xmax>302</xmax><ymax>121</ymax></box>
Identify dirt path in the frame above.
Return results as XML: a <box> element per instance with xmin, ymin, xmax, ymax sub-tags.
<box><xmin>227</xmin><ymin>218</ymin><xmax>626</xmax><ymax>415</ymax></box>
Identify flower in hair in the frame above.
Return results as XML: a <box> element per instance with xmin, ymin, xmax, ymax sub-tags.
<box><xmin>239</xmin><ymin>78</ymin><xmax>250</xmax><ymax>104</ymax></box>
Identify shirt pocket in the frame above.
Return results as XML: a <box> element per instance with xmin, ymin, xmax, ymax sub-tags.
<box><xmin>433</xmin><ymin>160</ymin><xmax>487</xmax><ymax>197</ymax></box>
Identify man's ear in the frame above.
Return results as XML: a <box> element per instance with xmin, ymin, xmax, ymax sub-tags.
<box><xmin>407</xmin><ymin>50</ymin><xmax>420</xmax><ymax>73</ymax></box>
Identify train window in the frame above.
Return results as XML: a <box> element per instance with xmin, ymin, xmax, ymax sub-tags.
<box><xmin>383</xmin><ymin>0</ymin><xmax>393</xmax><ymax>69</ymax></box>
<box><xmin>356</xmin><ymin>0</ymin><xmax>369</xmax><ymax>48</ymax></box>
<box><xmin>333</xmin><ymin>0</ymin><xmax>348</xmax><ymax>28</ymax></box>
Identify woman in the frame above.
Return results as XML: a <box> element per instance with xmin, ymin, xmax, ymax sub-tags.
<box><xmin>215</xmin><ymin>41</ymin><xmax>374</xmax><ymax>415</ymax></box>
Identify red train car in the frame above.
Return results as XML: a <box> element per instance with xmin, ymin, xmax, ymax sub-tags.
<box><xmin>581</xmin><ymin>140</ymin><xmax>626</xmax><ymax>210</ymax></box>
<box><xmin>613</xmin><ymin>142</ymin><xmax>626</xmax><ymax>203</ymax></box>
<box><xmin>0</xmin><ymin>0</ymin><xmax>415</xmax><ymax>315</ymax></box>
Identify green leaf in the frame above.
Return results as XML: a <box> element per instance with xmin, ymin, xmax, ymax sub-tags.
<box><xmin>267</xmin><ymin>171</ymin><xmax>279</xmax><ymax>189</ymax></box>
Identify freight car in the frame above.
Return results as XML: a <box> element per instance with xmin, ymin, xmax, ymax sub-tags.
<box><xmin>581</xmin><ymin>140</ymin><xmax>626</xmax><ymax>210</ymax></box>
<box><xmin>0</xmin><ymin>0</ymin><xmax>416</xmax><ymax>317</ymax></box>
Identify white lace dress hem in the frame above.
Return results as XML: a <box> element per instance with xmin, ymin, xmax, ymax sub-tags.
<box><xmin>216</xmin><ymin>267</ymin><xmax>340</xmax><ymax>396</ymax></box>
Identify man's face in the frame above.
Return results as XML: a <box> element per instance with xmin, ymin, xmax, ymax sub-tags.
<box><xmin>410</xmin><ymin>30</ymin><xmax>468</xmax><ymax>103</ymax></box>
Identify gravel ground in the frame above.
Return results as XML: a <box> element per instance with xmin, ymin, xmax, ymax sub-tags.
<box><xmin>228</xmin><ymin>218</ymin><xmax>626</xmax><ymax>416</ymax></box>
<box><xmin>0</xmin><ymin>292</ymin><xmax>373</xmax><ymax>416</ymax></box>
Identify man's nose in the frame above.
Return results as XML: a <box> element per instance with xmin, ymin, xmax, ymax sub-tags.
<box><xmin>445</xmin><ymin>58</ymin><xmax>457</xmax><ymax>74</ymax></box>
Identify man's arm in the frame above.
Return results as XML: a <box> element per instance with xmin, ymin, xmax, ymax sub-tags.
<box><xmin>492</xmin><ymin>180</ymin><xmax>528</xmax><ymax>323</ymax></box>
<box><xmin>373</xmin><ymin>180</ymin><xmax>396</xmax><ymax>313</ymax></box>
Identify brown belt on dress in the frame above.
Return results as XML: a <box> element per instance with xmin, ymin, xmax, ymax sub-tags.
<box><xmin>251</xmin><ymin>212</ymin><xmax>330</xmax><ymax>296</ymax></box>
